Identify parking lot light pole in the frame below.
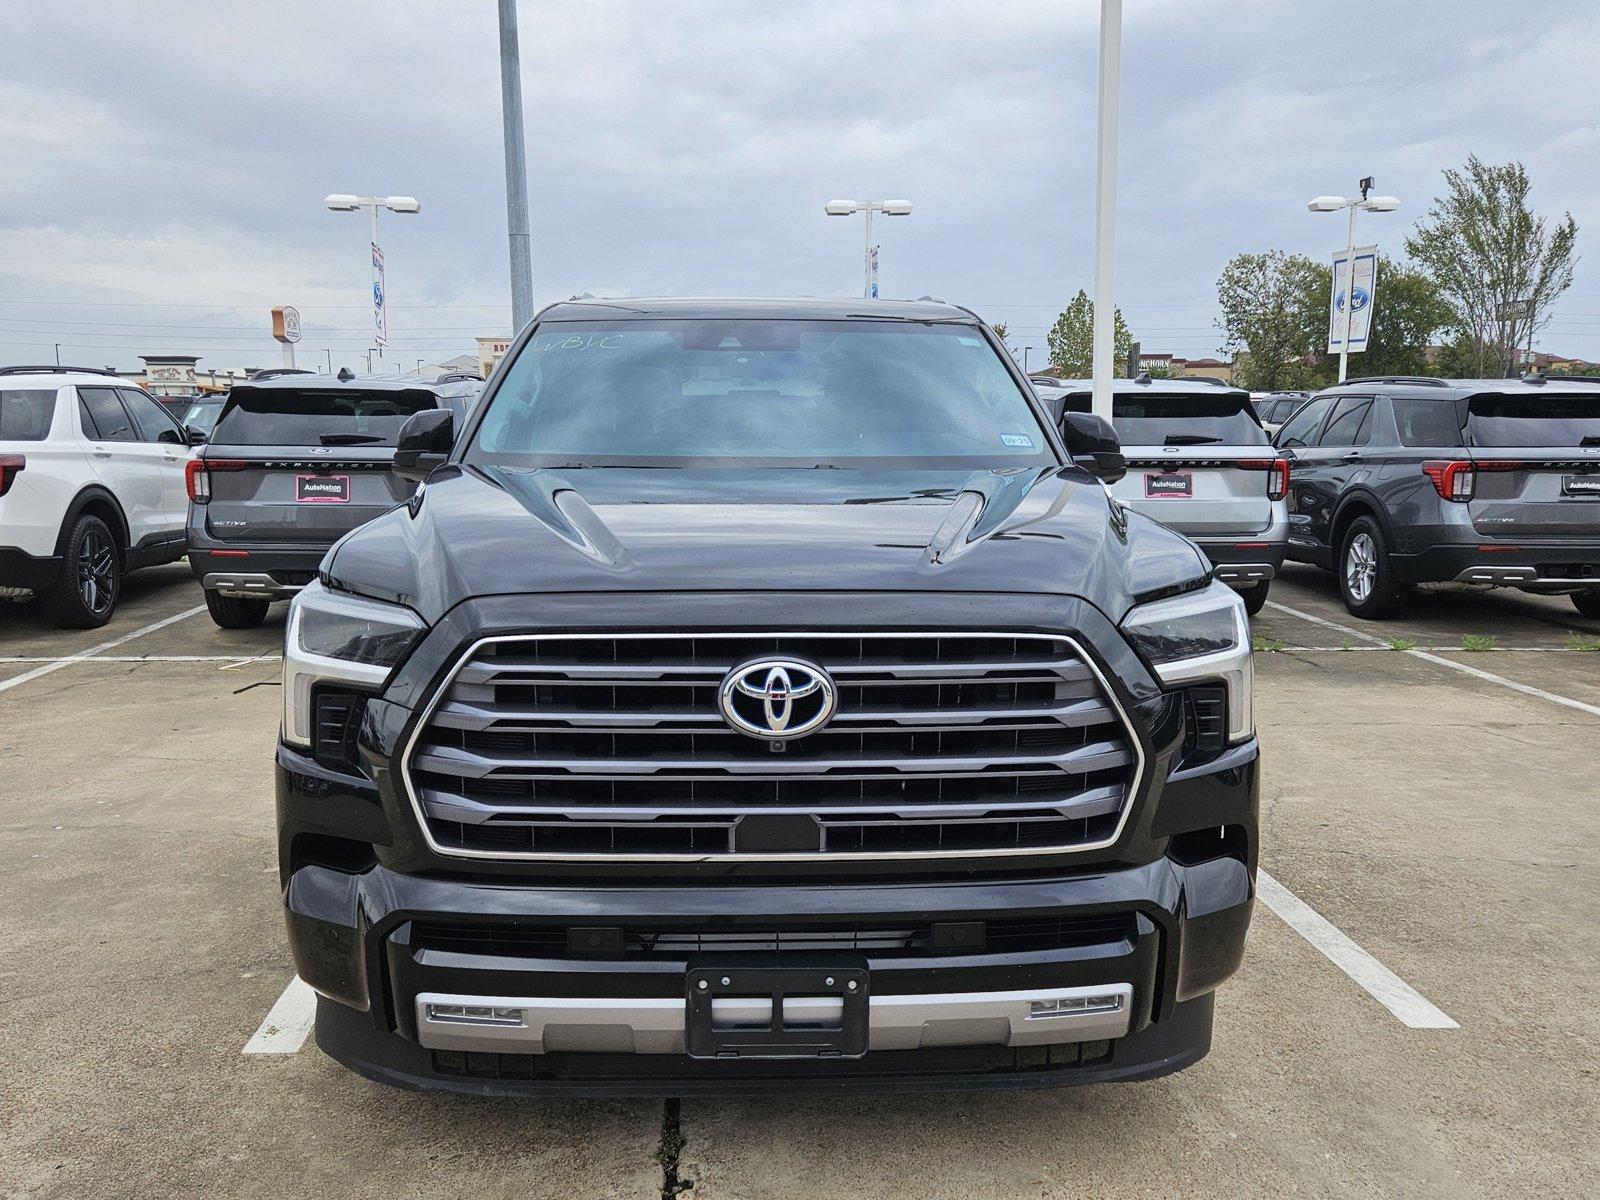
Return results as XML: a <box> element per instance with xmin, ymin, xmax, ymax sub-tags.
<box><xmin>1090</xmin><ymin>0</ymin><xmax>1121</xmax><ymax>422</ymax></box>
<box><xmin>825</xmin><ymin>200</ymin><xmax>913</xmax><ymax>298</ymax></box>
<box><xmin>1308</xmin><ymin>182</ymin><xmax>1400</xmax><ymax>383</ymax></box>
<box><xmin>324</xmin><ymin>193</ymin><xmax>421</xmax><ymax>362</ymax></box>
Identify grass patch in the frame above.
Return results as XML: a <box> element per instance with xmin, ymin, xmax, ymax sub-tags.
<box><xmin>1340</xmin><ymin>638</ymin><xmax>1353</xmax><ymax>651</ymax></box>
<box><xmin>1566</xmin><ymin>631</ymin><xmax>1600</xmax><ymax>652</ymax></box>
<box><xmin>1252</xmin><ymin>635</ymin><xmax>1286</xmax><ymax>653</ymax></box>
<box><xmin>1385</xmin><ymin>636</ymin><xmax>1416</xmax><ymax>651</ymax></box>
<box><xmin>1460</xmin><ymin>634</ymin><xmax>1498</xmax><ymax>652</ymax></box>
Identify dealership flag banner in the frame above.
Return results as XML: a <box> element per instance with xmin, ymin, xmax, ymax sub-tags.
<box><xmin>1328</xmin><ymin>244</ymin><xmax>1378</xmax><ymax>354</ymax></box>
<box><xmin>371</xmin><ymin>242</ymin><xmax>388</xmax><ymax>347</ymax></box>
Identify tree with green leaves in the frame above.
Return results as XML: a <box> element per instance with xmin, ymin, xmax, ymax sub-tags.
<box><xmin>1215</xmin><ymin>251</ymin><xmax>1325</xmax><ymax>391</ymax></box>
<box><xmin>1047</xmin><ymin>290</ymin><xmax>1131</xmax><ymax>376</ymax></box>
<box><xmin>1404</xmin><ymin>155</ymin><xmax>1579</xmax><ymax>377</ymax></box>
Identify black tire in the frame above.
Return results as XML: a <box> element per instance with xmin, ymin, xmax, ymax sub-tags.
<box><xmin>46</xmin><ymin>513</ymin><xmax>121</xmax><ymax>629</ymax></box>
<box><xmin>205</xmin><ymin>588</ymin><xmax>270</xmax><ymax>629</ymax></box>
<box><xmin>1241</xmin><ymin>581</ymin><xmax>1270</xmax><ymax>616</ymax></box>
<box><xmin>1572</xmin><ymin>589</ymin><xmax>1600</xmax><ymax>619</ymax></box>
<box><xmin>1337</xmin><ymin>516</ymin><xmax>1407</xmax><ymax>619</ymax></box>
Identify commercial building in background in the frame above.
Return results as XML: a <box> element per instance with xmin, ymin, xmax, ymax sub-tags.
<box><xmin>476</xmin><ymin>336</ymin><xmax>513</xmax><ymax>379</ymax></box>
<box><xmin>138</xmin><ymin>354</ymin><xmax>203</xmax><ymax>398</ymax></box>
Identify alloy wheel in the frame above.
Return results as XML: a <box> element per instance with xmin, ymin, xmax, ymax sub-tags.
<box><xmin>1345</xmin><ymin>531</ymin><xmax>1377</xmax><ymax>604</ymax></box>
<box><xmin>77</xmin><ymin>527</ymin><xmax>117</xmax><ymax>617</ymax></box>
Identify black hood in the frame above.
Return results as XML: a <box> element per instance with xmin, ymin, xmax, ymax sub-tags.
<box><xmin>324</xmin><ymin>465</ymin><xmax>1207</xmax><ymax>625</ymax></box>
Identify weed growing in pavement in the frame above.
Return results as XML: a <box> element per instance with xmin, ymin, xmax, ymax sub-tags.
<box><xmin>1340</xmin><ymin>638</ymin><xmax>1353</xmax><ymax>651</ymax></box>
<box><xmin>1566</xmin><ymin>631</ymin><xmax>1600</xmax><ymax>651</ymax></box>
<box><xmin>1385</xmin><ymin>636</ymin><xmax>1417</xmax><ymax>651</ymax></box>
<box><xmin>1461</xmin><ymin>634</ymin><xmax>1497</xmax><ymax>652</ymax></box>
<box><xmin>1252</xmin><ymin>635</ymin><xmax>1286</xmax><ymax>653</ymax></box>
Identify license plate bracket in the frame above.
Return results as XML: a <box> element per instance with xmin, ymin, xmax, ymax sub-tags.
<box><xmin>1145</xmin><ymin>470</ymin><xmax>1193</xmax><ymax>498</ymax></box>
<box><xmin>685</xmin><ymin>965</ymin><xmax>869</xmax><ymax>1060</ymax></box>
<box><xmin>296</xmin><ymin>474</ymin><xmax>351</xmax><ymax>503</ymax></box>
<box><xmin>1562</xmin><ymin>475</ymin><xmax>1600</xmax><ymax>498</ymax></box>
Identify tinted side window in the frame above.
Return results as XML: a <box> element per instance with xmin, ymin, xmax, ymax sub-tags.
<box><xmin>78</xmin><ymin>387</ymin><xmax>137</xmax><ymax>442</ymax></box>
<box><xmin>1319</xmin><ymin>397</ymin><xmax>1373</xmax><ymax>447</ymax></box>
<box><xmin>1392</xmin><ymin>398</ymin><xmax>1463</xmax><ymax>448</ymax></box>
<box><xmin>1276</xmin><ymin>396</ymin><xmax>1332</xmax><ymax>448</ymax></box>
<box><xmin>119</xmin><ymin>388</ymin><xmax>183</xmax><ymax>443</ymax></box>
<box><xmin>0</xmin><ymin>389</ymin><xmax>56</xmax><ymax>440</ymax></box>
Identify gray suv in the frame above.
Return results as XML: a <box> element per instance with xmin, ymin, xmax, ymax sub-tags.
<box><xmin>1037</xmin><ymin>377</ymin><xmax>1289</xmax><ymax>614</ymax></box>
<box><xmin>1274</xmin><ymin>376</ymin><xmax>1600</xmax><ymax>618</ymax></box>
<box><xmin>185</xmin><ymin>373</ymin><xmax>449</xmax><ymax>627</ymax></box>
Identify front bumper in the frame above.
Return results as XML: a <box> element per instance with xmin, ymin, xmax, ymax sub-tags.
<box><xmin>276</xmin><ymin>590</ymin><xmax>1259</xmax><ymax>1095</ymax></box>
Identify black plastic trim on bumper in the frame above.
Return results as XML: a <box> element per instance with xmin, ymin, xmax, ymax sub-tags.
<box><xmin>1392</xmin><ymin>541</ymin><xmax>1600</xmax><ymax>586</ymax></box>
<box><xmin>185</xmin><ymin>543</ymin><xmax>329</xmax><ymax>588</ymax></box>
<box><xmin>0</xmin><ymin>546</ymin><xmax>63</xmax><ymax>590</ymax></box>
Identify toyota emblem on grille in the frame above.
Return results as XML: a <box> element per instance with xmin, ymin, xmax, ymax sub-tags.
<box><xmin>718</xmin><ymin>658</ymin><xmax>837</xmax><ymax>740</ymax></box>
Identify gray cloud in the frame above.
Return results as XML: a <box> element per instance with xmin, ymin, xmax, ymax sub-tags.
<box><xmin>2</xmin><ymin>0</ymin><xmax>1597</xmax><ymax>373</ymax></box>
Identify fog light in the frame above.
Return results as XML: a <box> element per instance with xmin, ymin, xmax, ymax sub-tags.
<box><xmin>1027</xmin><ymin>993</ymin><xmax>1125</xmax><ymax>1020</ymax></box>
<box><xmin>426</xmin><ymin>1003</ymin><xmax>527</xmax><ymax>1027</ymax></box>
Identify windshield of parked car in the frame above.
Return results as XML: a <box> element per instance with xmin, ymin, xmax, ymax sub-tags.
<box><xmin>179</xmin><ymin>399</ymin><xmax>225</xmax><ymax>433</ymax></box>
<box><xmin>211</xmin><ymin>387</ymin><xmax>437</xmax><ymax>446</ymax></box>
<box><xmin>0</xmin><ymin>389</ymin><xmax>55</xmax><ymax>440</ymax></box>
<box><xmin>467</xmin><ymin>319</ymin><xmax>1054</xmax><ymax>468</ymax></box>
<box><xmin>1057</xmin><ymin>392</ymin><xmax>1268</xmax><ymax>447</ymax></box>
<box><xmin>1466</xmin><ymin>392</ymin><xmax>1600</xmax><ymax>447</ymax></box>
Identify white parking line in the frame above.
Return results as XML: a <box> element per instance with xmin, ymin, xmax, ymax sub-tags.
<box><xmin>0</xmin><ymin>654</ymin><xmax>281</xmax><ymax>663</ymax></box>
<box><xmin>0</xmin><ymin>605</ymin><xmax>207</xmax><ymax>694</ymax></box>
<box><xmin>1256</xmin><ymin>870</ymin><xmax>1458</xmax><ymax>1029</ymax></box>
<box><xmin>242</xmin><ymin>976</ymin><xmax>317</xmax><ymax>1055</ymax></box>
<box><xmin>1265</xmin><ymin>600</ymin><xmax>1600</xmax><ymax>719</ymax></box>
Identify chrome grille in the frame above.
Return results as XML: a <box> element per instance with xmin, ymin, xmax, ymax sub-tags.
<box><xmin>402</xmin><ymin>632</ymin><xmax>1142</xmax><ymax>862</ymax></box>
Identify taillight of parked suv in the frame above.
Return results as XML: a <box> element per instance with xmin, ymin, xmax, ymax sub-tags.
<box><xmin>0</xmin><ymin>454</ymin><xmax>24</xmax><ymax>497</ymax></box>
<box><xmin>1420</xmin><ymin>459</ymin><xmax>1519</xmax><ymax>502</ymax></box>
<box><xmin>185</xmin><ymin>457</ymin><xmax>248</xmax><ymax>502</ymax></box>
<box><xmin>1236</xmin><ymin>457</ymin><xmax>1290</xmax><ymax>501</ymax></box>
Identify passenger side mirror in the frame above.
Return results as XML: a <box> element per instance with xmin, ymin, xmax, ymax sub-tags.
<box><xmin>157</xmin><ymin>427</ymin><xmax>186</xmax><ymax>446</ymax></box>
<box><xmin>393</xmin><ymin>409</ymin><xmax>455</xmax><ymax>482</ymax></box>
<box><xmin>1059</xmin><ymin>411</ymin><xmax>1126</xmax><ymax>484</ymax></box>
<box><xmin>183</xmin><ymin>425</ymin><xmax>208</xmax><ymax>446</ymax></box>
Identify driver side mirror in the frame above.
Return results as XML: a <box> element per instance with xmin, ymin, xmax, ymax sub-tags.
<box><xmin>1059</xmin><ymin>411</ymin><xmax>1126</xmax><ymax>484</ymax></box>
<box><xmin>393</xmin><ymin>409</ymin><xmax>455</xmax><ymax>483</ymax></box>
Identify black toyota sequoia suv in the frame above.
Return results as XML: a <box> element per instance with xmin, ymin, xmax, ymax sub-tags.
<box><xmin>276</xmin><ymin>298</ymin><xmax>1259</xmax><ymax>1095</ymax></box>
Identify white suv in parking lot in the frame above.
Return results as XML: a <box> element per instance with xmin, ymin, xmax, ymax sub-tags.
<box><xmin>0</xmin><ymin>366</ymin><xmax>192</xmax><ymax>627</ymax></box>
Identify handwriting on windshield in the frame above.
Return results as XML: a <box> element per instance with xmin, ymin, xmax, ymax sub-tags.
<box><xmin>529</xmin><ymin>334</ymin><xmax>625</xmax><ymax>353</ymax></box>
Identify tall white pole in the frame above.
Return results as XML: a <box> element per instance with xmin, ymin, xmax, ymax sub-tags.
<box><xmin>863</xmin><ymin>204</ymin><xmax>875</xmax><ymax>299</ymax></box>
<box><xmin>1090</xmin><ymin>0</ymin><xmax>1122</xmax><ymax>421</ymax></box>
<box><xmin>1338</xmin><ymin>202</ymin><xmax>1357</xmax><ymax>383</ymax></box>
<box><xmin>498</xmin><ymin>0</ymin><xmax>535</xmax><ymax>331</ymax></box>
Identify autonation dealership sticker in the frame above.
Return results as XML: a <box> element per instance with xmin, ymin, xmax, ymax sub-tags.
<box><xmin>1145</xmin><ymin>471</ymin><xmax>1193</xmax><ymax>498</ymax></box>
<box><xmin>297</xmin><ymin>475</ymin><xmax>350</xmax><ymax>503</ymax></box>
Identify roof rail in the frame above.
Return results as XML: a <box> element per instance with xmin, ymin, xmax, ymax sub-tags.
<box><xmin>435</xmin><ymin>370</ymin><xmax>485</xmax><ymax>383</ymax></box>
<box><xmin>1342</xmin><ymin>375</ymin><xmax>1450</xmax><ymax>388</ymax></box>
<box><xmin>1184</xmin><ymin>375</ymin><xmax>1236</xmax><ymax>387</ymax></box>
<box><xmin>0</xmin><ymin>364</ymin><xmax>123</xmax><ymax>378</ymax></box>
<box><xmin>250</xmin><ymin>367</ymin><xmax>316</xmax><ymax>381</ymax></box>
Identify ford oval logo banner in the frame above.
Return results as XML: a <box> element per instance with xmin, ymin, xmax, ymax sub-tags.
<box><xmin>718</xmin><ymin>658</ymin><xmax>837</xmax><ymax>739</ymax></box>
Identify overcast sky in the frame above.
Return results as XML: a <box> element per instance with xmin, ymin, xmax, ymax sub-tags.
<box><xmin>3</xmin><ymin>0</ymin><xmax>1599</xmax><ymax>374</ymax></box>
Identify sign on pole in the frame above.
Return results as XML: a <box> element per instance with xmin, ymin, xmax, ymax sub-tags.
<box><xmin>271</xmin><ymin>304</ymin><xmax>301</xmax><ymax>368</ymax></box>
<box><xmin>1328</xmin><ymin>244</ymin><xmax>1378</xmax><ymax>354</ymax></box>
<box><xmin>371</xmin><ymin>242</ymin><xmax>388</xmax><ymax>347</ymax></box>
<box><xmin>867</xmin><ymin>245</ymin><xmax>880</xmax><ymax>300</ymax></box>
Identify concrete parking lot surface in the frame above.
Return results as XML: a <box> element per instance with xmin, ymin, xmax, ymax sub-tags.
<box><xmin>3</xmin><ymin>561</ymin><xmax>1597</xmax><ymax>1198</ymax></box>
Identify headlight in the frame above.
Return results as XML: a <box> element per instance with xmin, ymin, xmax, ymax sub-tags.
<box><xmin>1120</xmin><ymin>580</ymin><xmax>1253</xmax><ymax>743</ymax></box>
<box><xmin>282</xmin><ymin>580</ymin><xmax>425</xmax><ymax>747</ymax></box>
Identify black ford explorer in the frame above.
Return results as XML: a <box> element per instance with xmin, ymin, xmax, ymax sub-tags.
<box><xmin>277</xmin><ymin>297</ymin><xmax>1259</xmax><ymax>1096</ymax></box>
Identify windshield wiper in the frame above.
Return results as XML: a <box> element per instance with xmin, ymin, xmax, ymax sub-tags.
<box><xmin>1164</xmin><ymin>434</ymin><xmax>1223</xmax><ymax>445</ymax></box>
<box><xmin>319</xmin><ymin>433</ymin><xmax>384</xmax><ymax>445</ymax></box>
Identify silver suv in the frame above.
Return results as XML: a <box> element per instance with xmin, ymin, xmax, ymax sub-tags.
<box><xmin>1036</xmin><ymin>377</ymin><xmax>1288</xmax><ymax>613</ymax></box>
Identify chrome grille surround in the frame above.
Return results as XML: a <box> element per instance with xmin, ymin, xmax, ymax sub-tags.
<box><xmin>399</xmin><ymin>631</ymin><xmax>1145</xmax><ymax>863</ymax></box>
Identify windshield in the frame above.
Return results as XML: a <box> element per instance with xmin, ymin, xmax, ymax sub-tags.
<box><xmin>1059</xmin><ymin>392</ymin><xmax>1268</xmax><ymax>446</ymax></box>
<box><xmin>467</xmin><ymin>319</ymin><xmax>1053</xmax><ymax>468</ymax></box>
<box><xmin>1466</xmin><ymin>392</ymin><xmax>1600</xmax><ymax>447</ymax></box>
<box><xmin>179</xmin><ymin>399</ymin><xmax>225</xmax><ymax>433</ymax></box>
<box><xmin>211</xmin><ymin>387</ymin><xmax>436</xmax><ymax>446</ymax></box>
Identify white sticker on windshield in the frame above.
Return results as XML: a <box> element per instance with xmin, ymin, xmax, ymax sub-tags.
<box><xmin>958</xmin><ymin>336</ymin><xmax>982</xmax><ymax>346</ymax></box>
<box><xmin>1000</xmin><ymin>433</ymin><xmax>1035</xmax><ymax>448</ymax></box>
